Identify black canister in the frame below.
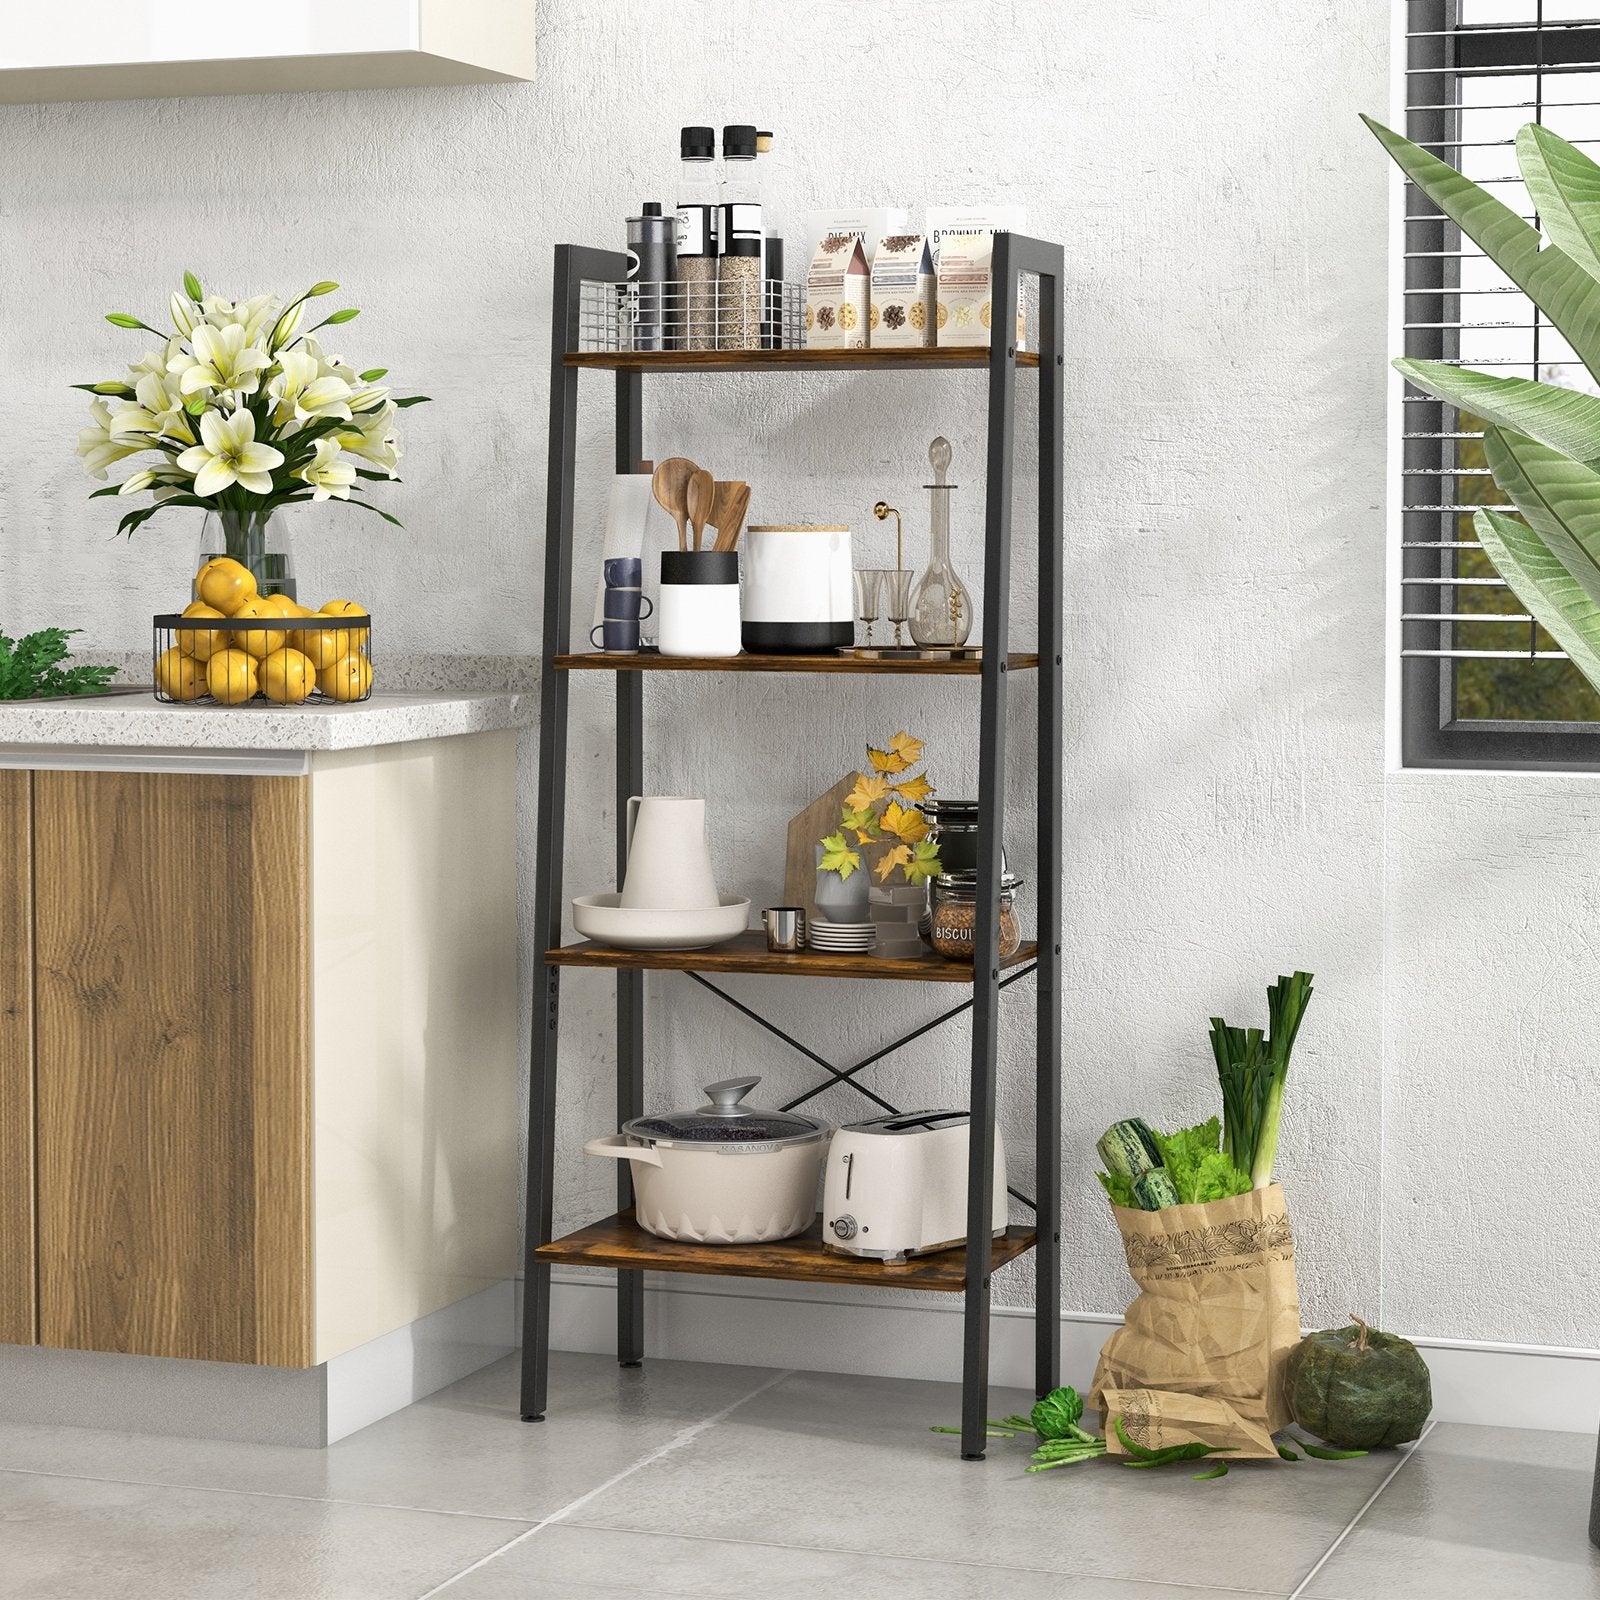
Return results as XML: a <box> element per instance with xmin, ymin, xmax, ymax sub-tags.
<box><xmin>920</xmin><ymin>799</ymin><xmax>1006</xmax><ymax>877</ymax></box>
<box><xmin>626</xmin><ymin>202</ymin><xmax>677</xmax><ymax>352</ymax></box>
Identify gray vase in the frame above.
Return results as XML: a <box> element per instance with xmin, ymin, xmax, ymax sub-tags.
<box><xmin>814</xmin><ymin>851</ymin><xmax>869</xmax><ymax>923</ymax></box>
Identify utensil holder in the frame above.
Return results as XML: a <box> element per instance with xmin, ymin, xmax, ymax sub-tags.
<box><xmin>658</xmin><ymin>552</ymin><xmax>741</xmax><ymax>658</ymax></box>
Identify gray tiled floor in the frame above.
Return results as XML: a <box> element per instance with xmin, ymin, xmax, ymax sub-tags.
<box><xmin>0</xmin><ymin>1352</ymin><xmax>1596</xmax><ymax>1599</ymax></box>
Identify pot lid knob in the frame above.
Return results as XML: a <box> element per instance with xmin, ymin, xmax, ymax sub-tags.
<box><xmin>698</xmin><ymin>1076</ymin><xmax>760</xmax><ymax>1117</ymax></box>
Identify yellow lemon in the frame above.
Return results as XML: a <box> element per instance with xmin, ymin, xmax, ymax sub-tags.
<box><xmin>291</xmin><ymin>621</ymin><xmax>349</xmax><ymax>670</ymax></box>
<box><xmin>318</xmin><ymin>653</ymin><xmax>374</xmax><ymax>703</ymax></box>
<box><xmin>155</xmin><ymin>646</ymin><xmax>206</xmax><ymax>702</ymax></box>
<box><xmin>178</xmin><ymin>601</ymin><xmax>229</xmax><ymax>661</ymax></box>
<box><xmin>320</xmin><ymin>597</ymin><xmax>370</xmax><ymax>652</ymax></box>
<box><xmin>231</xmin><ymin>596</ymin><xmax>287</xmax><ymax>659</ymax></box>
<box><xmin>206</xmin><ymin>649</ymin><xmax>259</xmax><ymax>705</ymax></box>
<box><xmin>195</xmin><ymin>557</ymin><xmax>257</xmax><ymax>616</ymax></box>
<box><xmin>254</xmin><ymin>592</ymin><xmax>299</xmax><ymax>616</ymax></box>
<box><xmin>261</xmin><ymin>648</ymin><xmax>316</xmax><ymax>705</ymax></box>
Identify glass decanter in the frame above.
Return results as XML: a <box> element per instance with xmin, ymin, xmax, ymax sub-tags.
<box><xmin>908</xmin><ymin>436</ymin><xmax>972</xmax><ymax>647</ymax></box>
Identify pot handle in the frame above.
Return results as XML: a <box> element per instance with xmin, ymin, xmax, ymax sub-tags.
<box><xmin>583</xmin><ymin>1134</ymin><xmax>662</xmax><ymax>1167</ymax></box>
<box><xmin>626</xmin><ymin>796</ymin><xmax>642</xmax><ymax>855</ymax></box>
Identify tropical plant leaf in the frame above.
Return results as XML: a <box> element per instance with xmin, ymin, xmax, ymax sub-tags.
<box><xmin>1474</xmin><ymin>508</ymin><xmax>1600</xmax><ymax>693</ymax></box>
<box><xmin>1517</xmin><ymin>124</ymin><xmax>1600</xmax><ymax>286</ymax></box>
<box><xmin>1393</xmin><ymin>360</ymin><xmax>1600</xmax><ymax>467</ymax></box>
<box><xmin>1483</xmin><ymin>426</ymin><xmax>1600</xmax><ymax>600</ymax></box>
<box><xmin>1364</xmin><ymin>115</ymin><xmax>1600</xmax><ymax>383</ymax></box>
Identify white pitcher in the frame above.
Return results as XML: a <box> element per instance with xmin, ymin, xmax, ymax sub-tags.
<box><xmin>621</xmin><ymin>796</ymin><xmax>721</xmax><ymax>910</ymax></box>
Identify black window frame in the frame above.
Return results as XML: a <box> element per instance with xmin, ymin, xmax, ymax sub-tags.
<box><xmin>1402</xmin><ymin>0</ymin><xmax>1600</xmax><ymax>770</ymax></box>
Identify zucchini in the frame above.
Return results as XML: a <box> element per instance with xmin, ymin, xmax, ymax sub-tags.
<box><xmin>1097</xmin><ymin>1118</ymin><xmax>1162</xmax><ymax>1177</ymax></box>
<box><xmin>1133</xmin><ymin>1168</ymin><xmax>1181</xmax><ymax>1210</ymax></box>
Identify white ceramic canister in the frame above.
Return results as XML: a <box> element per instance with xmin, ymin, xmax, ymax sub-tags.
<box><xmin>657</xmin><ymin>550</ymin><xmax>742</xmax><ymax>657</ymax></box>
<box><xmin>740</xmin><ymin>524</ymin><xmax>854</xmax><ymax>653</ymax></box>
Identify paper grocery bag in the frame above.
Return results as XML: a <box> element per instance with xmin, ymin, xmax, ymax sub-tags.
<box><xmin>1090</xmin><ymin>1183</ymin><xmax>1300</xmax><ymax>1462</ymax></box>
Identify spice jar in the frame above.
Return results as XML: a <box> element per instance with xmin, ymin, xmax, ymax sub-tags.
<box><xmin>930</xmin><ymin>873</ymin><xmax>1022</xmax><ymax>962</ymax></box>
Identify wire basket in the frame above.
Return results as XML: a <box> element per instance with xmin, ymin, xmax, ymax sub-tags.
<box><xmin>579</xmin><ymin>277</ymin><xmax>806</xmax><ymax>353</ymax></box>
<box><xmin>152</xmin><ymin>611</ymin><xmax>374</xmax><ymax>706</ymax></box>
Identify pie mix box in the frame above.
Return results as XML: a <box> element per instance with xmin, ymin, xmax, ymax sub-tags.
<box><xmin>805</xmin><ymin>233</ymin><xmax>869</xmax><ymax>349</ymax></box>
<box><xmin>869</xmin><ymin>234</ymin><xmax>935</xmax><ymax>348</ymax></box>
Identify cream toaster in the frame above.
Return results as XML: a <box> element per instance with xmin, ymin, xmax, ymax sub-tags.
<box><xmin>822</xmin><ymin>1110</ymin><xmax>1007</xmax><ymax>1261</ymax></box>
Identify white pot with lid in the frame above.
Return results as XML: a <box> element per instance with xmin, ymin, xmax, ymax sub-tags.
<box><xmin>584</xmin><ymin>1075</ymin><xmax>828</xmax><ymax>1243</ymax></box>
<box><xmin>740</xmin><ymin>524</ymin><xmax>854</xmax><ymax>653</ymax></box>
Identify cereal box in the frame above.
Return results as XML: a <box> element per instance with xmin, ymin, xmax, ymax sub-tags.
<box><xmin>805</xmin><ymin>233</ymin><xmax>869</xmax><ymax>349</ymax></box>
<box><xmin>869</xmin><ymin>234</ymin><xmax>935</xmax><ymax>348</ymax></box>
<box><xmin>926</xmin><ymin>206</ymin><xmax>1029</xmax><ymax>349</ymax></box>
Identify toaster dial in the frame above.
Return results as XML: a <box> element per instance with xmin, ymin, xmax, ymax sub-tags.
<box><xmin>831</xmin><ymin>1214</ymin><xmax>857</xmax><ymax>1240</ymax></box>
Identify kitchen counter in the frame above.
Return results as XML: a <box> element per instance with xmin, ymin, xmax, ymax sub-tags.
<box><xmin>0</xmin><ymin>687</ymin><xmax>533</xmax><ymax>758</ymax></box>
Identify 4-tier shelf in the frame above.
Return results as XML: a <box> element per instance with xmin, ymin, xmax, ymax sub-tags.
<box><xmin>522</xmin><ymin>237</ymin><xmax>1064</xmax><ymax>1460</ymax></box>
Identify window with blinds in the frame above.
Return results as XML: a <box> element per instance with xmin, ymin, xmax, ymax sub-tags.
<box><xmin>1402</xmin><ymin>0</ymin><xmax>1600</xmax><ymax>767</ymax></box>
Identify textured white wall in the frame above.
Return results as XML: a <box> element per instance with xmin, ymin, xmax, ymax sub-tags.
<box><xmin>2</xmin><ymin>1</ymin><xmax>1596</xmax><ymax>1349</ymax></box>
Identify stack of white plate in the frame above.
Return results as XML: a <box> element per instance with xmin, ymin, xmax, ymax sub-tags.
<box><xmin>808</xmin><ymin>919</ymin><xmax>876</xmax><ymax>953</ymax></box>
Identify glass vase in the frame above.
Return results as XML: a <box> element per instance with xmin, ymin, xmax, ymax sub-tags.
<box><xmin>908</xmin><ymin>437</ymin><xmax>972</xmax><ymax>647</ymax></box>
<box><xmin>194</xmin><ymin>508</ymin><xmax>298</xmax><ymax>602</ymax></box>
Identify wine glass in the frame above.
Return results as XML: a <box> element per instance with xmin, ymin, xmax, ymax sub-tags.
<box><xmin>880</xmin><ymin>568</ymin><xmax>913</xmax><ymax>649</ymax></box>
<box><xmin>854</xmin><ymin>568</ymin><xmax>883</xmax><ymax>650</ymax></box>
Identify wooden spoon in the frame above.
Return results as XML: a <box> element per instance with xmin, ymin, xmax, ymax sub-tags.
<box><xmin>652</xmin><ymin>457</ymin><xmax>696</xmax><ymax>553</ymax></box>
<box><xmin>709</xmin><ymin>480</ymin><xmax>747</xmax><ymax>552</ymax></box>
<box><xmin>719</xmin><ymin>482</ymin><xmax>752</xmax><ymax>551</ymax></box>
<box><xmin>686</xmin><ymin>468</ymin><xmax>715</xmax><ymax>554</ymax></box>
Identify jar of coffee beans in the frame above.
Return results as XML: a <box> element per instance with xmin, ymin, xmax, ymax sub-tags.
<box><xmin>930</xmin><ymin>873</ymin><xmax>1023</xmax><ymax>961</ymax></box>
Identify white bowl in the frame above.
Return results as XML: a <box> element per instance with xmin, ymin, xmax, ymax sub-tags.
<box><xmin>572</xmin><ymin>892</ymin><xmax>750</xmax><ymax>951</ymax></box>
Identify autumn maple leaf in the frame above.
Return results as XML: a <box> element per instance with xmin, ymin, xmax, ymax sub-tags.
<box><xmin>866</xmin><ymin>743</ymin><xmax>909</xmax><ymax>776</ymax></box>
<box><xmin>892</xmin><ymin>771</ymin><xmax>934</xmax><ymax>804</ymax></box>
<box><xmin>903</xmin><ymin>838</ymin><xmax>943</xmax><ymax>886</ymax></box>
<box><xmin>878</xmin><ymin>800</ymin><xmax>929</xmax><ymax>844</ymax></box>
<box><xmin>874</xmin><ymin>844</ymin><xmax>913</xmax><ymax>882</ymax></box>
<box><xmin>845</xmin><ymin>773</ymin><xmax>891</xmax><ymax>810</ymax></box>
<box><xmin>887</xmin><ymin>730</ymin><xmax>924</xmax><ymax>766</ymax></box>
<box><xmin>819</xmin><ymin>831</ymin><xmax>861</xmax><ymax>879</ymax></box>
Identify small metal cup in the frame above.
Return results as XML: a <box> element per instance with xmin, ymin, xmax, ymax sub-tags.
<box><xmin>763</xmin><ymin>906</ymin><xmax>805</xmax><ymax>952</ymax></box>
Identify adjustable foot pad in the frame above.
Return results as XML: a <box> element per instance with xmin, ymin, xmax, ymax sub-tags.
<box><xmin>520</xmin><ymin>1413</ymin><xmax>545</xmax><ymax>1423</ymax></box>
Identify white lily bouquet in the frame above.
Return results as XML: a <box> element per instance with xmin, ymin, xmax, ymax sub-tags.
<box><xmin>75</xmin><ymin>271</ymin><xmax>430</xmax><ymax>548</ymax></box>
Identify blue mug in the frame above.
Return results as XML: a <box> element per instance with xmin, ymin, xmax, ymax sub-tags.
<box><xmin>592</xmin><ymin>616</ymin><xmax>642</xmax><ymax>653</ymax></box>
<box><xmin>604</xmin><ymin>556</ymin><xmax>643</xmax><ymax>587</ymax></box>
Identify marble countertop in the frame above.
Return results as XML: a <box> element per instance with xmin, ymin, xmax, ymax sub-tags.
<box><xmin>0</xmin><ymin>687</ymin><xmax>534</xmax><ymax>753</ymax></box>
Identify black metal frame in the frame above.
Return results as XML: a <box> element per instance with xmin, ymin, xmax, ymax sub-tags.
<box><xmin>1402</xmin><ymin>0</ymin><xmax>1600</xmax><ymax>769</ymax></box>
<box><xmin>521</xmin><ymin>235</ymin><xmax>1065</xmax><ymax>1462</ymax></box>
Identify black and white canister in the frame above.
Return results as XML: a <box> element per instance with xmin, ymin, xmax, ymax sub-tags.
<box><xmin>740</xmin><ymin>524</ymin><xmax>854</xmax><ymax>654</ymax></box>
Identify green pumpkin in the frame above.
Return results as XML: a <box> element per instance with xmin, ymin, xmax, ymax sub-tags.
<box><xmin>1284</xmin><ymin>1314</ymin><xmax>1432</xmax><ymax>1450</ymax></box>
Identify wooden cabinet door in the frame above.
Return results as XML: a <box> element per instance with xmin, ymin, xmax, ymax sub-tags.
<box><xmin>0</xmin><ymin>770</ymin><xmax>35</xmax><ymax>1346</ymax></box>
<box><xmin>33</xmin><ymin>770</ymin><xmax>313</xmax><ymax>1366</ymax></box>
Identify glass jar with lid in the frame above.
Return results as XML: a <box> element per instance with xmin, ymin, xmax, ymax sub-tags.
<box><xmin>929</xmin><ymin>872</ymin><xmax>1023</xmax><ymax>961</ymax></box>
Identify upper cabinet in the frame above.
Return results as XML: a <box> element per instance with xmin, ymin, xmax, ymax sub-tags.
<box><xmin>0</xmin><ymin>0</ymin><xmax>535</xmax><ymax>104</ymax></box>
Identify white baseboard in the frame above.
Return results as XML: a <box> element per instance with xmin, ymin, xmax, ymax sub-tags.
<box><xmin>326</xmin><ymin>1279</ymin><xmax>516</xmax><ymax>1443</ymax></box>
<box><xmin>547</xmin><ymin>1271</ymin><xmax>1600</xmax><ymax>1434</ymax></box>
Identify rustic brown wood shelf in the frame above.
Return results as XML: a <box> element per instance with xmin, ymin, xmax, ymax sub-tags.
<box><xmin>553</xmin><ymin>650</ymin><xmax>1041</xmax><ymax>676</ymax></box>
<box><xmin>564</xmin><ymin>346</ymin><xmax>1042</xmax><ymax>373</ymax></box>
<box><xmin>546</xmin><ymin>932</ymin><xmax>1038</xmax><ymax>983</ymax></box>
<box><xmin>537</xmin><ymin>1210</ymin><xmax>1039</xmax><ymax>1291</ymax></box>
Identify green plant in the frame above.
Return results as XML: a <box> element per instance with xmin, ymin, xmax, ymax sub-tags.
<box><xmin>1210</xmin><ymin>970</ymin><xmax>1314</xmax><ymax>1190</ymax></box>
<box><xmin>1365</xmin><ymin>117</ymin><xmax>1600</xmax><ymax>694</ymax></box>
<box><xmin>816</xmin><ymin>730</ymin><xmax>943</xmax><ymax>887</ymax></box>
<box><xmin>0</xmin><ymin>628</ymin><xmax>118</xmax><ymax>700</ymax></box>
